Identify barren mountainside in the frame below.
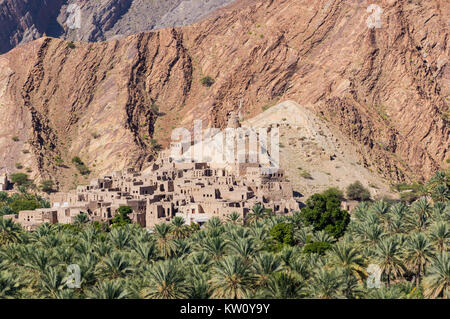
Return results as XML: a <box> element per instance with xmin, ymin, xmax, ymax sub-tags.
<box><xmin>0</xmin><ymin>0</ymin><xmax>235</xmax><ymax>53</ymax></box>
<box><xmin>0</xmin><ymin>0</ymin><xmax>448</xmax><ymax>190</ymax></box>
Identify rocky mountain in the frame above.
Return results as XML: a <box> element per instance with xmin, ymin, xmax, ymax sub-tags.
<box><xmin>0</xmin><ymin>0</ymin><xmax>448</xmax><ymax>190</ymax></box>
<box><xmin>0</xmin><ymin>0</ymin><xmax>235</xmax><ymax>53</ymax></box>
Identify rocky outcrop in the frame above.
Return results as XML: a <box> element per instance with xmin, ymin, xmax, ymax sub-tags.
<box><xmin>0</xmin><ymin>0</ymin><xmax>65</xmax><ymax>53</ymax></box>
<box><xmin>0</xmin><ymin>0</ymin><xmax>448</xmax><ymax>189</ymax></box>
<box><xmin>0</xmin><ymin>0</ymin><xmax>236</xmax><ymax>53</ymax></box>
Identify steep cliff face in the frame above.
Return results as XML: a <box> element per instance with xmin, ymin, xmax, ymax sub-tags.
<box><xmin>0</xmin><ymin>0</ymin><xmax>236</xmax><ymax>53</ymax></box>
<box><xmin>0</xmin><ymin>0</ymin><xmax>448</xmax><ymax>189</ymax></box>
<box><xmin>0</xmin><ymin>0</ymin><xmax>65</xmax><ymax>53</ymax></box>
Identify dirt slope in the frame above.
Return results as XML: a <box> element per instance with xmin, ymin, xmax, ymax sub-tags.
<box><xmin>244</xmin><ymin>100</ymin><xmax>396</xmax><ymax>199</ymax></box>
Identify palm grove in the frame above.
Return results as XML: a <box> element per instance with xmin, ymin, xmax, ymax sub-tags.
<box><xmin>0</xmin><ymin>171</ymin><xmax>448</xmax><ymax>299</ymax></box>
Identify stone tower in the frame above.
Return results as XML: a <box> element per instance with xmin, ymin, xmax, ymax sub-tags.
<box><xmin>227</xmin><ymin>111</ymin><xmax>241</xmax><ymax>129</ymax></box>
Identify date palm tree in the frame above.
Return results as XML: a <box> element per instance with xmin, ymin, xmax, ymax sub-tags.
<box><xmin>0</xmin><ymin>271</ymin><xmax>25</xmax><ymax>298</ymax></box>
<box><xmin>411</xmin><ymin>198</ymin><xmax>431</xmax><ymax>231</ymax></box>
<box><xmin>23</xmin><ymin>247</ymin><xmax>54</xmax><ymax>274</ymax></box>
<box><xmin>246</xmin><ymin>204</ymin><xmax>266</xmax><ymax>224</ymax></box>
<box><xmin>423</xmin><ymin>253</ymin><xmax>449</xmax><ymax>298</ymax></box>
<box><xmin>370</xmin><ymin>200</ymin><xmax>390</xmax><ymax>219</ymax></box>
<box><xmin>252</xmin><ymin>252</ymin><xmax>283</xmax><ymax>288</ymax></box>
<box><xmin>432</xmin><ymin>184</ymin><xmax>449</xmax><ymax>203</ymax></box>
<box><xmin>307</xmin><ymin>268</ymin><xmax>345</xmax><ymax>299</ymax></box>
<box><xmin>171</xmin><ymin>216</ymin><xmax>188</xmax><ymax>239</ymax></box>
<box><xmin>74</xmin><ymin>213</ymin><xmax>89</xmax><ymax>226</ymax></box>
<box><xmin>293</xmin><ymin>226</ymin><xmax>313</xmax><ymax>247</ymax></box>
<box><xmin>430</xmin><ymin>202</ymin><xmax>447</xmax><ymax>222</ymax></box>
<box><xmin>327</xmin><ymin>242</ymin><xmax>366</xmax><ymax>281</ymax></box>
<box><xmin>428</xmin><ymin>222</ymin><xmax>449</xmax><ymax>253</ymax></box>
<box><xmin>263</xmin><ymin>271</ymin><xmax>305</xmax><ymax>299</ymax></box>
<box><xmin>372</xmin><ymin>237</ymin><xmax>405</xmax><ymax>287</ymax></box>
<box><xmin>109</xmin><ymin>227</ymin><xmax>131</xmax><ymax>250</ymax></box>
<box><xmin>404</xmin><ymin>232</ymin><xmax>434</xmax><ymax>286</ymax></box>
<box><xmin>38</xmin><ymin>266</ymin><xmax>66</xmax><ymax>298</ymax></box>
<box><xmin>210</xmin><ymin>255</ymin><xmax>254</xmax><ymax>299</ymax></box>
<box><xmin>93</xmin><ymin>241</ymin><xmax>112</xmax><ymax>258</ymax></box>
<box><xmin>88</xmin><ymin>280</ymin><xmax>128</xmax><ymax>299</ymax></box>
<box><xmin>0</xmin><ymin>218</ymin><xmax>22</xmax><ymax>245</ymax></box>
<box><xmin>143</xmin><ymin>260</ymin><xmax>187</xmax><ymax>299</ymax></box>
<box><xmin>428</xmin><ymin>171</ymin><xmax>448</xmax><ymax>193</ymax></box>
<box><xmin>132</xmin><ymin>241</ymin><xmax>157</xmax><ymax>264</ymax></box>
<box><xmin>96</xmin><ymin>252</ymin><xmax>133</xmax><ymax>279</ymax></box>
<box><xmin>186</xmin><ymin>267</ymin><xmax>212</xmax><ymax>299</ymax></box>
<box><xmin>203</xmin><ymin>236</ymin><xmax>227</xmax><ymax>261</ymax></box>
<box><xmin>187</xmin><ymin>251</ymin><xmax>212</xmax><ymax>271</ymax></box>
<box><xmin>364</xmin><ymin>224</ymin><xmax>386</xmax><ymax>246</ymax></box>
<box><xmin>226</xmin><ymin>212</ymin><xmax>242</xmax><ymax>225</ymax></box>
<box><xmin>31</xmin><ymin>223</ymin><xmax>54</xmax><ymax>242</ymax></box>
<box><xmin>227</xmin><ymin>237</ymin><xmax>256</xmax><ymax>263</ymax></box>
<box><xmin>0</xmin><ymin>243</ymin><xmax>21</xmax><ymax>266</ymax></box>
<box><xmin>205</xmin><ymin>217</ymin><xmax>222</xmax><ymax>230</ymax></box>
<box><xmin>153</xmin><ymin>223</ymin><xmax>176</xmax><ymax>259</ymax></box>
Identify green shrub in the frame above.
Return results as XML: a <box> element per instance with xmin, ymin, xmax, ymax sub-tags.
<box><xmin>346</xmin><ymin>181</ymin><xmax>371</xmax><ymax>201</ymax></box>
<box><xmin>300</xmin><ymin>189</ymin><xmax>350</xmax><ymax>238</ymax></box>
<box><xmin>300</xmin><ymin>171</ymin><xmax>313</xmax><ymax>179</ymax></box>
<box><xmin>303</xmin><ymin>241</ymin><xmax>332</xmax><ymax>255</ymax></box>
<box><xmin>0</xmin><ymin>205</ymin><xmax>15</xmax><ymax>216</ymax></box>
<box><xmin>67</xmin><ymin>41</ymin><xmax>75</xmax><ymax>49</ymax></box>
<box><xmin>54</xmin><ymin>156</ymin><xmax>64</xmax><ymax>167</ymax></box>
<box><xmin>322</xmin><ymin>187</ymin><xmax>344</xmax><ymax>201</ymax></box>
<box><xmin>270</xmin><ymin>223</ymin><xmax>294</xmax><ymax>247</ymax></box>
<box><xmin>72</xmin><ymin>156</ymin><xmax>83</xmax><ymax>165</ymax></box>
<box><xmin>12</xmin><ymin>136</ymin><xmax>19</xmax><ymax>142</ymax></box>
<box><xmin>200</xmin><ymin>76</ymin><xmax>215</xmax><ymax>87</ymax></box>
<box><xmin>400</xmin><ymin>191</ymin><xmax>420</xmax><ymax>204</ymax></box>
<box><xmin>10</xmin><ymin>199</ymin><xmax>40</xmax><ymax>213</ymax></box>
<box><xmin>0</xmin><ymin>192</ymin><xmax>8</xmax><ymax>202</ymax></box>
<box><xmin>10</xmin><ymin>173</ymin><xmax>30</xmax><ymax>187</ymax></box>
<box><xmin>111</xmin><ymin>206</ymin><xmax>132</xmax><ymax>227</ymax></box>
<box><xmin>39</xmin><ymin>180</ymin><xmax>55</xmax><ymax>194</ymax></box>
<box><xmin>72</xmin><ymin>157</ymin><xmax>90</xmax><ymax>175</ymax></box>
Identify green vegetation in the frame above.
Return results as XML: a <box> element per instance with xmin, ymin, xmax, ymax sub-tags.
<box><xmin>72</xmin><ymin>156</ymin><xmax>90</xmax><ymax>176</ymax></box>
<box><xmin>303</xmin><ymin>241</ymin><xmax>332</xmax><ymax>255</ymax></box>
<box><xmin>297</xmin><ymin>167</ymin><xmax>313</xmax><ymax>180</ymax></box>
<box><xmin>299</xmin><ymin>188</ymin><xmax>350</xmax><ymax>238</ymax></box>
<box><xmin>268</xmin><ymin>223</ymin><xmax>294</xmax><ymax>251</ymax></box>
<box><xmin>67</xmin><ymin>41</ymin><xmax>75</xmax><ymax>49</ymax></box>
<box><xmin>39</xmin><ymin>180</ymin><xmax>55</xmax><ymax>194</ymax></box>
<box><xmin>10</xmin><ymin>173</ymin><xmax>32</xmax><ymax>188</ymax></box>
<box><xmin>394</xmin><ymin>171</ymin><xmax>450</xmax><ymax>204</ymax></box>
<box><xmin>0</xmin><ymin>191</ymin><xmax>49</xmax><ymax>217</ymax></box>
<box><xmin>0</xmin><ymin>172</ymin><xmax>448</xmax><ymax>299</ymax></box>
<box><xmin>54</xmin><ymin>156</ymin><xmax>64</xmax><ymax>167</ymax></box>
<box><xmin>111</xmin><ymin>206</ymin><xmax>132</xmax><ymax>228</ymax></box>
<box><xmin>12</xmin><ymin>136</ymin><xmax>19</xmax><ymax>142</ymax></box>
<box><xmin>346</xmin><ymin>181</ymin><xmax>371</xmax><ymax>201</ymax></box>
<box><xmin>200</xmin><ymin>76</ymin><xmax>215</xmax><ymax>87</ymax></box>
<box><xmin>150</xmin><ymin>138</ymin><xmax>162</xmax><ymax>151</ymax></box>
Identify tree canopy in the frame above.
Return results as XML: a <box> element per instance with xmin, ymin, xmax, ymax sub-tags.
<box><xmin>300</xmin><ymin>189</ymin><xmax>350</xmax><ymax>238</ymax></box>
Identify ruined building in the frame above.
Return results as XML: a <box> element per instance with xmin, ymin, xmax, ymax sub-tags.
<box><xmin>5</xmin><ymin>115</ymin><xmax>299</xmax><ymax>230</ymax></box>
